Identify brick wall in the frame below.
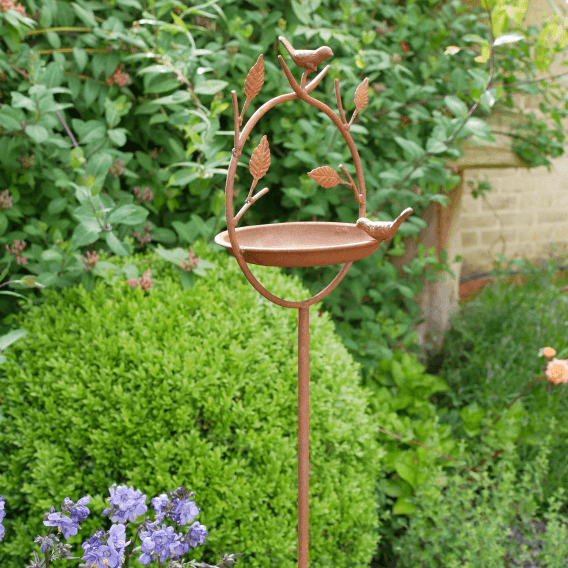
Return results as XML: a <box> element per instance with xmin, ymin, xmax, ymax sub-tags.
<box><xmin>459</xmin><ymin>158</ymin><xmax>568</xmax><ymax>278</ymax></box>
<box><xmin>457</xmin><ymin>0</ymin><xmax>568</xmax><ymax>279</ymax></box>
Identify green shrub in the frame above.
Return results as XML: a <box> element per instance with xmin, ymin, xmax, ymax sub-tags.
<box><xmin>0</xmin><ymin>240</ymin><xmax>385</xmax><ymax>568</ymax></box>
<box><xmin>393</xmin><ymin>419</ymin><xmax>568</xmax><ymax>567</ymax></box>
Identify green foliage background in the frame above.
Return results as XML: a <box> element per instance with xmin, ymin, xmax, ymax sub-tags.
<box><xmin>1</xmin><ymin>0</ymin><xmax>567</xmax><ymax>368</ymax></box>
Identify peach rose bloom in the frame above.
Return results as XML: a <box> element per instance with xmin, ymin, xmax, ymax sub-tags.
<box><xmin>545</xmin><ymin>358</ymin><xmax>568</xmax><ymax>385</ymax></box>
<box><xmin>542</xmin><ymin>347</ymin><xmax>557</xmax><ymax>359</ymax></box>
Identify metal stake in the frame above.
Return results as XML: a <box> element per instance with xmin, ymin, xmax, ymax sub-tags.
<box><xmin>298</xmin><ymin>306</ymin><xmax>310</xmax><ymax>568</ymax></box>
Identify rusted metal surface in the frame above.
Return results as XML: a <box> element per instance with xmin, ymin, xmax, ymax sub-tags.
<box><xmin>215</xmin><ymin>36</ymin><xmax>413</xmax><ymax>568</ymax></box>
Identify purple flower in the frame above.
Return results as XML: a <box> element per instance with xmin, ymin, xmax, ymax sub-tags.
<box><xmin>152</xmin><ymin>489</ymin><xmax>200</xmax><ymax>526</ymax></box>
<box><xmin>107</xmin><ymin>523</ymin><xmax>131</xmax><ymax>564</ymax></box>
<box><xmin>43</xmin><ymin>511</ymin><xmax>80</xmax><ymax>540</ymax></box>
<box><xmin>102</xmin><ymin>484</ymin><xmax>147</xmax><ymax>524</ymax></box>
<box><xmin>170</xmin><ymin>498</ymin><xmax>200</xmax><ymax>526</ymax></box>
<box><xmin>82</xmin><ymin>529</ymin><xmax>105</xmax><ymax>555</ymax></box>
<box><xmin>138</xmin><ymin>523</ymin><xmax>185</xmax><ymax>566</ymax></box>
<box><xmin>151</xmin><ymin>494</ymin><xmax>170</xmax><ymax>520</ymax></box>
<box><xmin>83</xmin><ymin>544</ymin><xmax>119</xmax><ymax>568</ymax></box>
<box><xmin>186</xmin><ymin>521</ymin><xmax>209</xmax><ymax>548</ymax></box>
<box><xmin>0</xmin><ymin>495</ymin><xmax>5</xmax><ymax>542</ymax></box>
<box><xmin>62</xmin><ymin>496</ymin><xmax>91</xmax><ymax>523</ymax></box>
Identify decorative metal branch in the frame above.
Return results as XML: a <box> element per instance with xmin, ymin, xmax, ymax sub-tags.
<box><xmin>234</xmin><ymin>135</ymin><xmax>271</xmax><ymax>223</ymax></box>
<box><xmin>228</xmin><ymin>36</ymin><xmax>373</xmax><ymax>228</ymax></box>
<box><xmin>278</xmin><ymin>55</ymin><xmax>302</xmax><ymax>96</ymax></box>
<box><xmin>335</xmin><ymin>79</ymin><xmax>347</xmax><ymax>125</ymax></box>
<box><xmin>305</xmin><ymin>65</ymin><xmax>331</xmax><ymax>92</ymax></box>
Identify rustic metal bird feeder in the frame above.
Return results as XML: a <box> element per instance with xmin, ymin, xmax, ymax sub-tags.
<box><xmin>215</xmin><ymin>36</ymin><xmax>412</xmax><ymax>568</ymax></box>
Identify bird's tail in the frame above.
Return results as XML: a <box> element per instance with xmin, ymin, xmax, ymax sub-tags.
<box><xmin>278</xmin><ymin>36</ymin><xmax>294</xmax><ymax>57</ymax></box>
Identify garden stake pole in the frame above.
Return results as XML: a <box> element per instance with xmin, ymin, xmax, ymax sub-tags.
<box><xmin>215</xmin><ymin>36</ymin><xmax>414</xmax><ymax>568</ymax></box>
<box><xmin>298</xmin><ymin>306</ymin><xmax>309</xmax><ymax>568</ymax></box>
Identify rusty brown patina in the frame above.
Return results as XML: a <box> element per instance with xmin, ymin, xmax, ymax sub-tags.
<box><xmin>215</xmin><ymin>36</ymin><xmax>414</xmax><ymax>568</ymax></box>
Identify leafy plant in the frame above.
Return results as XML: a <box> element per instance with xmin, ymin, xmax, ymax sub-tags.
<box><xmin>393</xmin><ymin>419</ymin><xmax>568</xmax><ymax>567</ymax></box>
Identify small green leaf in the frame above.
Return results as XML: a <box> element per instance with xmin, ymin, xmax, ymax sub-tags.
<box><xmin>171</xmin><ymin>220</ymin><xmax>199</xmax><ymax>244</ymax></box>
<box><xmin>444</xmin><ymin>95</ymin><xmax>468</xmax><ymax>118</ymax></box>
<box><xmin>179</xmin><ymin>270</ymin><xmax>194</xmax><ymax>289</ymax></box>
<box><xmin>108</xmin><ymin>204</ymin><xmax>148</xmax><ymax>226</ymax></box>
<box><xmin>70</xmin><ymin>147</ymin><xmax>86</xmax><ymax>169</ymax></box>
<box><xmin>459</xmin><ymin>402</ymin><xmax>485</xmax><ymax>436</ymax></box>
<box><xmin>394</xmin><ymin>137</ymin><xmax>424</xmax><ymax>161</ymax></box>
<box><xmin>81</xmin><ymin>271</ymin><xmax>95</xmax><ymax>292</ymax></box>
<box><xmin>41</xmin><ymin>249</ymin><xmax>63</xmax><ymax>262</ymax></box>
<box><xmin>12</xmin><ymin>92</ymin><xmax>36</xmax><ymax>111</ymax></box>
<box><xmin>122</xmin><ymin>262</ymin><xmax>139</xmax><ymax>280</ymax></box>
<box><xmin>72</xmin><ymin>223</ymin><xmax>101</xmax><ymax>247</ymax></box>
<box><xmin>105</xmin><ymin>232</ymin><xmax>130</xmax><ymax>256</ymax></box>
<box><xmin>291</xmin><ymin>0</ymin><xmax>311</xmax><ymax>24</ymax></box>
<box><xmin>137</xmin><ymin>65</ymin><xmax>174</xmax><ymax>75</ymax></box>
<box><xmin>25</xmin><ymin>125</ymin><xmax>49</xmax><ymax>143</ymax></box>
<box><xmin>0</xmin><ymin>291</ymin><xmax>27</xmax><ymax>300</ymax></box>
<box><xmin>0</xmin><ymin>112</ymin><xmax>22</xmax><ymax>131</ymax></box>
<box><xmin>151</xmin><ymin>91</ymin><xmax>192</xmax><ymax>106</ymax></box>
<box><xmin>193</xmin><ymin>80</ymin><xmax>228</xmax><ymax>95</ymax></box>
<box><xmin>107</xmin><ymin>128</ymin><xmax>128</xmax><ymax>147</ymax></box>
<box><xmin>426</xmin><ymin>138</ymin><xmax>448</xmax><ymax>154</ymax></box>
<box><xmin>464</xmin><ymin>117</ymin><xmax>493</xmax><ymax>140</ymax></box>
<box><xmin>155</xmin><ymin>246</ymin><xmax>188</xmax><ymax>264</ymax></box>
<box><xmin>48</xmin><ymin>197</ymin><xmax>68</xmax><ymax>215</ymax></box>
<box><xmin>73</xmin><ymin>47</ymin><xmax>88</xmax><ymax>72</ymax></box>
<box><xmin>0</xmin><ymin>329</ymin><xmax>27</xmax><ymax>352</ymax></box>
<box><xmin>392</xmin><ymin>496</ymin><xmax>417</xmax><ymax>516</ymax></box>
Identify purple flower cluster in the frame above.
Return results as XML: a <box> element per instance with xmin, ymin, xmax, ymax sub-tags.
<box><xmin>139</xmin><ymin>522</ymin><xmax>186</xmax><ymax>565</ymax></box>
<box><xmin>0</xmin><ymin>484</ymin><xmax>234</xmax><ymax>568</ymax></box>
<box><xmin>43</xmin><ymin>496</ymin><xmax>91</xmax><ymax>541</ymax></box>
<box><xmin>135</xmin><ymin>486</ymin><xmax>209</xmax><ymax>566</ymax></box>
<box><xmin>0</xmin><ymin>496</ymin><xmax>5</xmax><ymax>543</ymax></box>
<box><xmin>82</xmin><ymin>524</ymin><xmax>131</xmax><ymax>567</ymax></box>
<box><xmin>102</xmin><ymin>484</ymin><xmax>148</xmax><ymax>523</ymax></box>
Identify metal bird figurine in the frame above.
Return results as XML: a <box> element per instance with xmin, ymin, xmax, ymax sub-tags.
<box><xmin>356</xmin><ymin>207</ymin><xmax>414</xmax><ymax>241</ymax></box>
<box><xmin>278</xmin><ymin>36</ymin><xmax>333</xmax><ymax>72</ymax></box>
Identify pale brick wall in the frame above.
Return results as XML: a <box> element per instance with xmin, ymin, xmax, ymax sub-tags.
<box><xmin>460</xmin><ymin>160</ymin><xmax>568</xmax><ymax>278</ymax></box>
<box><xmin>457</xmin><ymin>0</ymin><xmax>568</xmax><ymax>279</ymax></box>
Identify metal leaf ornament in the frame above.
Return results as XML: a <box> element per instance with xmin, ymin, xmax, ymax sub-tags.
<box><xmin>242</xmin><ymin>55</ymin><xmax>264</xmax><ymax>117</ymax></box>
<box><xmin>308</xmin><ymin>166</ymin><xmax>348</xmax><ymax>188</ymax></box>
<box><xmin>247</xmin><ymin>135</ymin><xmax>271</xmax><ymax>200</ymax></box>
<box><xmin>250</xmin><ymin>135</ymin><xmax>271</xmax><ymax>180</ymax></box>
<box><xmin>354</xmin><ymin>77</ymin><xmax>369</xmax><ymax>112</ymax></box>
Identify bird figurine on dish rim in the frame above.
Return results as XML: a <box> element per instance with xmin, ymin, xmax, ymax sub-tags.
<box><xmin>356</xmin><ymin>207</ymin><xmax>414</xmax><ymax>241</ymax></box>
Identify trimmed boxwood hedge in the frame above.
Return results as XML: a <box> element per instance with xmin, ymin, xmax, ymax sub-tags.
<box><xmin>0</xmin><ymin>240</ymin><xmax>385</xmax><ymax>568</ymax></box>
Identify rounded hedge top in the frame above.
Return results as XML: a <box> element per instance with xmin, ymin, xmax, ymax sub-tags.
<box><xmin>0</xmin><ymin>240</ymin><xmax>385</xmax><ymax>568</ymax></box>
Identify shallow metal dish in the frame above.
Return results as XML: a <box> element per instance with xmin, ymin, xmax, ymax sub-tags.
<box><xmin>214</xmin><ymin>222</ymin><xmax>382</xmax><ymax>267</ymax></box>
